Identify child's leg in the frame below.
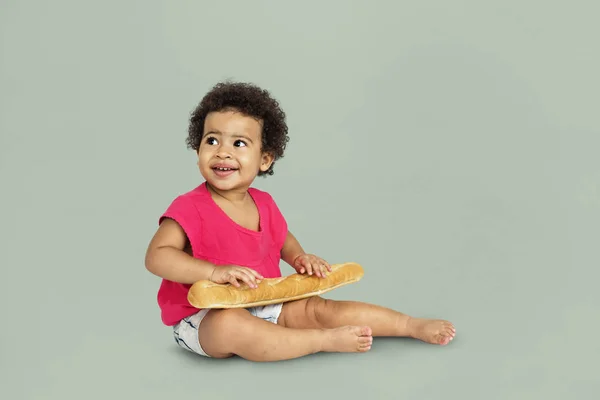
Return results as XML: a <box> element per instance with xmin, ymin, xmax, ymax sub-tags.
<box><xmin>197</xmin><ymin>308</ymin><xmax>373</xmax><ymax>362</ymax></box>
<box><xmin>278</xmin><ymin>297</ymin><xmax>456</xmax><ymax>345</ymax></box>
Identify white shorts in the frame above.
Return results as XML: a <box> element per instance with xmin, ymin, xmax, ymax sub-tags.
<box><xmin>172</xmin><ymin>303</ymin><xmax>283</xmax><ymax>357</ymax></box>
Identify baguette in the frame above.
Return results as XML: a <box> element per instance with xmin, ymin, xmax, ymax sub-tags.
<box><xmin>187</xmin><ymin>262</ymin><xmax>364</xmax><ymax>309</ymax></box>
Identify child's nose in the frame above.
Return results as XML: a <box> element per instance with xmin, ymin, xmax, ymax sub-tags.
<box><xmin>216</xmin><ymin>147</ymin><xmax>232</xmax><ymax>158</ymax></box>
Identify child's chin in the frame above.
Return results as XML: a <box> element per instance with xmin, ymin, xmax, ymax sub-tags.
<box><xmin>205</xmin><ymin>177</ymin><xmax>244</xmax><ymax>190</ymax></box>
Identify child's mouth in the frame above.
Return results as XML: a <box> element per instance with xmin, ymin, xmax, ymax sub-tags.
<box><xmin>212</xmin><ymin>166</ymin><xmax>238</xmax><ymax>177</ymax></box>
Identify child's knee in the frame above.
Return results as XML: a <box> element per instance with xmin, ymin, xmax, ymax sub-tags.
<box><xmin>308</xmin><ymin>296</ymin><xmax>332</xmax><ymax>325</ymax></box>
<box><xmin>216</xmin><ymin>308</ymin><xmax>251</xmax><ymax>324</ymax></box>
<box><xmin>198</xmin><ymin>309</ymin><xmax>250</xmax><ymax>355</ymax></box>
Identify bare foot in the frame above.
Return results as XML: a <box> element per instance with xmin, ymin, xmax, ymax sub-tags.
<box><xmin>406</xmin><ymin>317</ymin><xmax>456</xmax><ymax>345</ymax></box>
<box><xmin>322</xmin><ymin>326</ymin><xmax>373</xmax><ymax>353</ymax></box>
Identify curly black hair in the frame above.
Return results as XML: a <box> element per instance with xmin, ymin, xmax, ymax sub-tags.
<box><xmin>186</xmin><ymin>81</ymin><xmax>290</xmax><ymax>177</ymax></box>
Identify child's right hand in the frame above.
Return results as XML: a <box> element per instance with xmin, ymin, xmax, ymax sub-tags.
<box><xmin>210</xmin><ymin>265</ymin><xmax>264</xmax><ymax>289</ymax></box>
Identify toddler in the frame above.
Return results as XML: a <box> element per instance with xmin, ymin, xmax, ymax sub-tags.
<box><xmin>145</xmin><ymin>81</ymin><xmax>456</xmax><ymax>362</ymax></box>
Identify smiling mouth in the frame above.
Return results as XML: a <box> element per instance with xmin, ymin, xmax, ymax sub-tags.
<box><xmin>212</xmin><ymin>167</ymin><xmax>237</xmax><ymax>171</ymax></box>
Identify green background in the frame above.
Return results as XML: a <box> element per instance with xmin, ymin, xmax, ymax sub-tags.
<box><xmin>1</xmin><ymin>1</ymin><xmax>598</xmax><ymax>399</ymax></box>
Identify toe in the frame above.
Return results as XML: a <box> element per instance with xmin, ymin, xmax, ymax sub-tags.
<box><xmin>358</xmin><ymin>336</ymin><xmax>371</xmax><ymax>345</ymax></box>
<box><xmin>434</xmin><ymin>334</ymin><xmax>443</xmax><ymax>345</ymax></box>
<box><xmin>359</xmin><ymin>343</ymin><xmax>372</xmax><ymax>352</ymax></box>
<box><xmin>438</xmin><ymin>334</ymin><xmax>451</xmax><ymax>345</ymax></box>
<box><xmin>359</xmin><ymin>326</ymin><xmax>372</xmax><ymax>336</ymax></box>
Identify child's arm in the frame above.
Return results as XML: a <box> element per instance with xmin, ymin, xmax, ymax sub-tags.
<box><xmin>280</xmin><ymin>230</ymin><xmax>306</xmax><ymax>267</ymax></box>
<box><xmin>145</xmin><ymin>218</ymin><xmax>263</xmax><ymax>288</ymax></box>
<box><xmin>145</xmin><ymin>218</ymin><xmax>216</xmax><ymax>284</ymax></box>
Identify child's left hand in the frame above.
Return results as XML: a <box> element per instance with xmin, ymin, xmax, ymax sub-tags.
<box><xmin>293</xmin><ymin>254</ymin><xmax>331</xmax><ymax>278</ymax></box>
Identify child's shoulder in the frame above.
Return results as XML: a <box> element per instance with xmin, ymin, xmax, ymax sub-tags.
<box><xmin>164</xmin><ymin>183</ymin><xmax>211</xmax><ymax>211</ymax></box>
<box><xmin>248</xmin><ymin>185</ymin><xmax>277</xmax><ymax>204</ymax></box>
<box><xmin>248</xmin><ymin>186</ymin><xmax>286</xmax><ymax>218</ymax></box>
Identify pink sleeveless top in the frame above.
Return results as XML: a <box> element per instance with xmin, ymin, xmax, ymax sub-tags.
<box><xmin>155</xmin><ymin>182</ymin><xmax>288</xmax><ymax>326</ymax></box>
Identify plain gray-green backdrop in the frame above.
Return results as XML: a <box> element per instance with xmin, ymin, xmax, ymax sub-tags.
<box><xmin>1</xmin><ymin>1</ymin><xmax>598</xmax><ymax>399</ymax></box>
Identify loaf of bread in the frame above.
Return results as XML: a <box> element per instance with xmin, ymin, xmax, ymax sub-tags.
<box><xmin>187</xmin><ymin>262</ymin><xmax>364</xmax><ymax>309</ymax></box>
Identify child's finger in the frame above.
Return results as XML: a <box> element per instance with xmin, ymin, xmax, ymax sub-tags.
<box><xmin>296</xmin><ymin>259</ymin><xmax>307</xmax><ymax>274</ymax></box>
<box><xmin>229</xmin><ymin>269</ymin><xmax>256</xmax><ymax>288</ymax></box>
<box><xmin>318</xmin><ymin>264</ymin><xmax>328</xmax><ymax>278</ymax></box>
<box><xmin>246</xmin><ymin>268</ymin><xmax>264</xmax><ymax>280</ymax></box>
<box><xmin>313</xmin><ymin>263</ymin><xmax>323</xmax><ymax>278</ymax></box>
<box><xmin>319</xmin><ymin>264</ymin><xmax>326</xmax><ymax>278</ymax></box>
<box><xmin>238</xmin><ymin>270</ymin><xmax>259</xmax><ymax>288</ymax></box>
<box><xmin>305</xmin><ymin>262</ymin><xmax>314</xmax><ymax>275</ymax></box>
<box><xmin>320</xmin><ymin>264</ymin><xmax>328</xmax><ymax>277</ymax></box>
<box><xmin>228</xmin><ymin>275</ymin><xmax>241</xmax><ymax>287</ymax></box>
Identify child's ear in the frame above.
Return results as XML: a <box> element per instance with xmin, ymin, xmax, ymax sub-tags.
<box><xmin>260</xmin><ymin>152</ymin><xmax>275</xmax><ymax>172</ymax></box>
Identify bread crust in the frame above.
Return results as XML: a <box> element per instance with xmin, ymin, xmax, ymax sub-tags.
<box><xmin>187</xmin><ymin>262</ymin><xmax>364</xmax><ymax>309</ymax></box>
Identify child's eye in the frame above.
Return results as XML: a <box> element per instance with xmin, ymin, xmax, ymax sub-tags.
<box><xmin>206</xmin><ymin>137</ymin><xmax>217</xmax><ymax>145</ymax></box>
<box><xmin>234</xmin><ymin>140</ymin><xmax>247</xmax><ymax>147</ymax></box>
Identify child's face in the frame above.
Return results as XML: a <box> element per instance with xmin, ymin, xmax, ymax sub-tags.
<box><xmin>197</xmin><ymin>109</ymin><xmax>273</xmax><ymax>192</ymax></box>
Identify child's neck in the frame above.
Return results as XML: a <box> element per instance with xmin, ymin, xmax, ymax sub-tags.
<box><xmin>206</xmin><ymin>182</ymin><xmax>250</xmax><ymax>205</ymax></box>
